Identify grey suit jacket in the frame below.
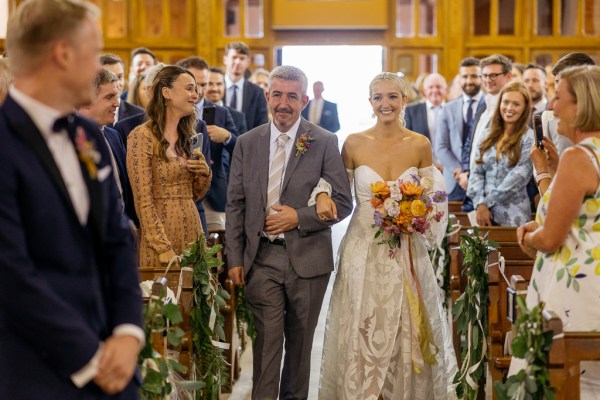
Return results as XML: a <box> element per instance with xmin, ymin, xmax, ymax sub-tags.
<box><xmin>435</xmin><ymin>97</ymin><xmax>465</xmax><ymax>193</ymax></box>
<box><xmin>225</xmin><ymin>118</ymin><xmax>353</xmax><ymax>278</ymax></box>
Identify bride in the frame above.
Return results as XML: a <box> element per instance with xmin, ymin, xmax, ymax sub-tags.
<box><xmin>317</xmin><ymin>72</ymin><xmax>458</xmax><ymax>399</ymax></box>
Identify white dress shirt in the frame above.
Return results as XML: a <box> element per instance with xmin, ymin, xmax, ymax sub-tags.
<box><xmin>309</xmin><ymin>97</ymin><xmax>324</xmax><ymax>124</ymax></box>
<box><xmin>225</xmin><ymin>75</ymin><xmax>244</xmax><ymax>112</ymax></box>
<box><xmin>426</xmin><ymin>100</ymin><xmax>444</xmax><ymax>148</ymax></box>
<box><xmin>470</xmin><ymin>92</ymin><xmax>499</xmax><ymax>168</ymax></box>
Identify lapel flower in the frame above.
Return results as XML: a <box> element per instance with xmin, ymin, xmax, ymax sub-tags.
<box><xmin>295</xmin><ymin>131</ymin><xmax>314</xmax><ymax>157</ymax></box>
<box><xmin>74</xmin><ymin>127</ymin><xmax>101</xmax><ymax>180</ymax></box>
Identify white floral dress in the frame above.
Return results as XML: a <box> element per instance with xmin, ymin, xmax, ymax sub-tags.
<box><xmin>319</xmin><ymin>166</ymin><xmax>458</xmax><ymax>400</ymax></box>
<box><xmin>524</xmin><ymin>137</ymin><xmax>600</xmax><ymax>396</ymax></box>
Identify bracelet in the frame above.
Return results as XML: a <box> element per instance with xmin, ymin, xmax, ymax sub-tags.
<box><xmin>535</xmin><ymin>172</ymin><xmax>551</xmax><ymax>185</ymax></box>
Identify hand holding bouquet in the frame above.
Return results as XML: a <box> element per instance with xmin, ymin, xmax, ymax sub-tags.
<box><xmin>370</xmin><ymin>173</ymin><xmax>447</xmax><ymax>258</ymax></box>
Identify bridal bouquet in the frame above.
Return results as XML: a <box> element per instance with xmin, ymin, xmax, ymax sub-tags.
<box><xmin>370</xmin><ymin>174</ymin><xmax>447</xmax><ymax>258</ymax></box>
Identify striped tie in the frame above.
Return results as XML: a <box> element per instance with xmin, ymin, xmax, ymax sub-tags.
<box><xmin>266</xmin><ymin>133</ymin><xmax>290</xmax><ymax>240</ymax></box>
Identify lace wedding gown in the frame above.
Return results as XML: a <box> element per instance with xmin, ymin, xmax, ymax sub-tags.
<box><xmin>319</xmin><ymin>165</ymin><xmax>458</xmax><ymax>400</ymax></box>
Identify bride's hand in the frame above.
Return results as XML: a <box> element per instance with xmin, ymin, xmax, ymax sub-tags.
<box><xmin>316</xmin><ymin>193</ymin><xmax>337</xmax><ymax>221</ymax></box>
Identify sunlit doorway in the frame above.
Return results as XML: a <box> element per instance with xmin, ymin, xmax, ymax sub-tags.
<box><xmin>279</xmin><ymin>45</ymin><xmax>384</xmax><ymax>145</ymax></box>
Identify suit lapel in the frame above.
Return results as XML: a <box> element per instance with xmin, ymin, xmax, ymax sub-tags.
<box><xmin>419</xmin><ymin>104</ymin><xmax>430</xmax><ymax>139</ymax></box>
<box><xmin>3</xmin><ymin>96</ymin><xmax>79</xmax><ymax>221</ymax></box>
<box><xmin>281</xmin><ymin>119</ymin><xmax>306</xmax><ymax>194</ymax></box>
<box><xmin>257</xmin><ymin>124</ymin><xmax>271</xmax><ymax>206</ymax></box>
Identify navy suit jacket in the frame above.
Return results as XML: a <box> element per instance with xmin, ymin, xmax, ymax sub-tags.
<box><xmin>117</xmin><ymin>100</ymin><xmax>144</xmax><ymax>123</ymax></box>
<box><xmin>404</xmin><ymin>102</ymin><xmax>430</xmax><ymax>140</ymax></box>
<box><xmin>116</xmin><ymin>113</ymin><xmax>212</xmax><ymax>232</ymax></box>
<box><xmin>104</xmin><ymin>125</ymin><xmax>139</xmax><ymax>226</ymax></box>
<box><xmin>202</xmin><ymin>100</ymin><xmax>240</xmax><ymax>213</ymax></box>
<box><xmin>227</xmin><ymin>106</ymin><xmax>248</xmax><ymax>134</ymax></box>
<box><xmin>223</xmin><ymin>80</ymin><xmax>268</xmax><ymax>130</ymax></box>
<box><xmin>301</xmin><ymin>99</ymin><xmax>341</xmax><ymax>133</ymax></box>
<box><xmin>0</xmin><ymin>95</ymin><xmax>142</xmax><ymax>399</ymax></box>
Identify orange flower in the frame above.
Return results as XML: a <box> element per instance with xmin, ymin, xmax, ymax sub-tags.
<box><xmin>400</xmin><ymin>181</ymin><xmax>423</xmax><ymax>197</ymax></box>
<box><xmin>411</xmin><ymin>200</ymin><xmax>427</xmax><ymax>217</ymax></box>
<box><xmin>400</xmin><ymin>200</ymin><xmax>413</xmax><ymax>216</ymax></box>
<box><xmin>370</xmin><ymin>181</ymin><xmax>391</xmax><ymax>198</ymax></box>
<box><xmin>371</xmin><ymin>197</ymin><xmax>383</xmax><ymax>208</ymax></box>
<box><xmin>394</xmin><ymin>213</ymin><xmax>412</xmax><ymax>226</ymax></box>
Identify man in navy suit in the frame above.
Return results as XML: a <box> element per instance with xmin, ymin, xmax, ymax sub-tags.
<box><xmin>207</xmin><ymin>67</ymin><xmax>248</xmax><ymax>135</ymax></box>
<box><xmin>222</xmin><ymin>41</ymin><xmax>269</xmax><ymax>130</ymax></box>
<box><xmin>99</xmin><ymin>54</ymin><xmax>145</xmax><ymax>123</ymax></box>
<box><xmin>79</xmin><ymin>68</ymin><xmax>138</xmax><ymax>226</ymax></box>
<box><xmin>0</xmin><ymin>1</ymin><xmax>143</xmax><ymax>399</ymax></box>
<box><xmin>177</xmin><ymin>56</ymin><xmax>242</xmax><ymax>231</ymax></box>
<box><xmin>435</xmin><ymin>57</ymin><xmax>484</xmax><ymax>204</ymax></box>
<box><xmin>301</xmin><ymin>81</ymin><xmax>340</xmax><ymax>133</ymax></box>
<box><xmin>405</xmin><ymin>73</ymin><xmax>447</xmax><ymax>144</ymax></box>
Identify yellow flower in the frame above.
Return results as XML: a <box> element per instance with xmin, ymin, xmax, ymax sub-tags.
<box><xmin>411</xmin><ymin>200</ymin><xmax>427</xmax><ymax>217</ymax></box>
<box><xmin>552</xmin><ymin>246</ymin><xmax>571</xmax><ymax>265</ymax></box>
<box><xmin>400</xmin><ymin>181</ymin><xmax>423</xmax><ymax>197</ymax></box>
<box><xmin>586</xmin><ymin>198</ymin><xmax>600</xmax><ymax>213</ymax></box>
<box><xmin>400</xmin><ymin>200</ymin><xmax>412</xmax><ymax>216</ymax></box>
<box><xmin>569</xmin><ymin>265</ymin><xmax>580</xmax><ymax>277</ymax></box>
<box><xmin>370</xmin><ymin>181</ymin><xmax>391</xmax><ymax>198</ymax></box>
<box><xmin>394</xmin><ymin>213</ymin><xmax>412</xmax><ymax>227</ymax></box>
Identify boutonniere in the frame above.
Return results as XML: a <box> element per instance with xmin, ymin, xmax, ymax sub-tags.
<box><xmin>74</xmin><ymin>127</ymin><xmax>101</xmax><ymax>179</ymax></box>
<box><xmin>295</xmin><ymin>131</ymin><xmax>314</xmax><ymax>157</ymax></box>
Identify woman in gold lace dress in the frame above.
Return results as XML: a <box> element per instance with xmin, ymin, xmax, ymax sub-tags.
<box><xmin>127</xmin><ymin>65</ymin><xmax>211</xmax><ymax>267</ymax></box>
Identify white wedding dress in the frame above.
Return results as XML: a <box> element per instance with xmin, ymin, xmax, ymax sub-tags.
<box><xmin>319</xmin><ymin>165</ymin><xmax>458</xmax><ymax>400</ymax></box>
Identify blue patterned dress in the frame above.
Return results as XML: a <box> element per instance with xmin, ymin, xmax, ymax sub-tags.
<box><xmin>467</xmin><ymin>128</ymin><xmax>534</xmax><ymax>226</ymax></box>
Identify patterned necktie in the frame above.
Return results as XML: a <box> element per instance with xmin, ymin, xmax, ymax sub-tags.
<box><xmin>463</xmin><ymin>98</ymin><xmax>475</xmax><ymax>144</ymax></box>
<box><xmin>266</xmin><ymin>133</ymin><xmax>290</xmax><ymax>240</ymax></box>
<box><xmin>229</xmin><ymin>84</ymin><xmax>238</xmax><ymax>109</ymax></box>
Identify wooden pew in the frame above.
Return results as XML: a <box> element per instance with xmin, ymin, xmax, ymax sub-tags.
<box><xmin>450</xmin><ymin>211</ymin><xmax>471</xmax><ymax>227</ymax></box>
<box><xmin>487</xmin><ymin>253</ymin><xmax>533</xmax><ymax>391</ymax></box>
<box><xmin>544</xmin><ymin>311</ymin><xmax>600</xmax><ymax>400</ymax></box>
<box><xmin>448</xmin><ymin>201</ymin><xmax>463</xmax><ymax>214</ymax></box>
<box><xmin>139</xmin><ymin>263</ymin><xmax>194</xmax><ymax>377</ymax></box>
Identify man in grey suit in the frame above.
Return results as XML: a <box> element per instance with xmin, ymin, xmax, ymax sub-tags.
<box><xmin>225</xmin><ymin>65</ymin><xmax>352</xmax><ymax>400</ymax></box>
<box><xmin>435</xmin><ymin>57</ymin><xmax>484</xmax><ymax>204</ymax></box>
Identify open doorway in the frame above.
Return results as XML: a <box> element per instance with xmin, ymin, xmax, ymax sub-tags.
<box><xmin>279</xmin><ymin>45</ymin><xmax>384</xmax><ymax>144</ymax></box>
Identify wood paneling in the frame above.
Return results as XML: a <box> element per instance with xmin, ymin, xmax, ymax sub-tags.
<box><xmin>1</xmin><ymin>0</ymin><xmax>599</xmax><ymax>84</ymax></box>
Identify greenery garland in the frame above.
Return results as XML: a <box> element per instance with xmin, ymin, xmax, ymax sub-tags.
<box><xmin>138</xmin><ymin>286</ymin><xmax>204</xmax><ymax>399</ymax></box>
<box><xmin>452</xmin><ymin>228</ymin><xmax>499</xmax><ymax>400</ymax></box>
<box><xmin>180</xmin><ymin>235</ymin><xmax>230</xmax><ymax>400</ymax></box>
<box><xmin>429</xmin><ymin>215</ymin><xmax>459</xmax><ymax>308</ymax></box>
<box><xmin>235</xmin><ymin>286</ymin><xmax>256</xmax><ymax>352</ymax></box>
<box><xmin>494</xmin><ymin>297</ymin><xmax>555</xmax><ymax>400</ymax></box>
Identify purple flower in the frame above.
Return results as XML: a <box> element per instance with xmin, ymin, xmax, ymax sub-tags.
<box><xmin>432</xmin><ymin>190</ymin><xmax>448</xmax><ymax>203</ymax></box>
<box><xmin>373</xmin><ymin>211</ymin><xmax>384</xmax><ymax>227</ymax></box>
<box><xmin>410</xmin><ymin>174</ymin><xmax>421</xmax><ymax>185</ymax></box>
<box><xmin>420</xmin><ymin>194</ymin><xmax>432</xmax><ymax>208</ymax></box>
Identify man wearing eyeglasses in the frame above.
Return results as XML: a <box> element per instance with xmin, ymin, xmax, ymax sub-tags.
<box><xmin>468</xmin><ymin>54</ymin><xmax>513</xmax><ymax>168</ymax></box>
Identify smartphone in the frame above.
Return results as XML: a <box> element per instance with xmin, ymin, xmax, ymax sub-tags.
<box><xmin>532</xmin><ymin>114</ymin><xmax>544</xmax><ymax>150</ymax></box>
<box><xmin>190</xmin><ymin>132</ymin><xmax>202</xmax><ymax>159</ymax></box>
<box><xmin>202</xmin><ymin>106</ymin><xmax>216</xmax><ymax>126</ymax></box>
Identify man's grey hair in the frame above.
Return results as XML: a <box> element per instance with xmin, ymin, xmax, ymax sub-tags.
<box><xmin>144</xmin><ymin>62</ymin><xmax>167</xmax><ymax>88</ymax></box>
<box><xmin>268</xmin><ymin>66</ymin><xmax>308</xmax><ymax>96</ymax></box>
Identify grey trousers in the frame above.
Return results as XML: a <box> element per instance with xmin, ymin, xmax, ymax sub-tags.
<box><xmin>245</xmin><ymin>240</ymin><xmax>330</xmax><ymax>400</ymax></box>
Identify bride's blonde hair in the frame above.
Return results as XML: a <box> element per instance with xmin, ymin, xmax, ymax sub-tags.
<box><xmin>369</xmin><ymin>72</ymin><xmax>408</xmax><ymax>126</ymax></box>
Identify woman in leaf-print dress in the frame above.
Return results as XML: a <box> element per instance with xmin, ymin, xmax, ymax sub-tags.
<box><xmin>515</xmin><ymin>65</ymin><xmax>600</xmax><ymax>396</ymax></box>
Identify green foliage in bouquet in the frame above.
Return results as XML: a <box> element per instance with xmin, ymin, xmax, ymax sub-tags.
<box><xmin>494</xmin><ymin>297</ymin><xmax>554</xmax><ymax>400</ymax></box>
<box><xmin>235</xmin><ymin>285</ymin><xmax>256</xmax><ymax>352</ymax></box>
<box><xmin>180</xmin><ymin>235</ymin><xmax>230</xmax><ymax>400</ymax></box>
<box><xmin>453</xmin><ymin>228</ymin><xmax>499</xmax><ymax>400</ymax></box>
<box><xmin>138</xmin><ymin>287</ymin><xmax>204</xmax><ymax>400</ymax></box>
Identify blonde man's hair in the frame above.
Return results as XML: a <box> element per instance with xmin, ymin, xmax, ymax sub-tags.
<box><xmin>6</xmin><ymin>0</ymin><xmax>99</xmax><ymax>74</ymax></box>
<box><xmin>558</xmin><ymin>65</ymin><xmax>600</xmax><ymax>132</ymax></box>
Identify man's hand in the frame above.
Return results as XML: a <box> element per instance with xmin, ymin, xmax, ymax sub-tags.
<box><xmin>94</xmin><ymin>335</ymin><xmax>139</xmax><ymax>394</ymax></box>
<box><xmin>206</xmin><ymin>125</ymin><xmax>231</xmax><ymax>144</ymax></box>
<box><xmin>264</xmin><ymin>205</ymin><xmax>299</xmax><ymax>235</ymax></box>
<box><xmin>228</xmin><ymin>266</ymin><xmax>245</xmax><ymax>286</ymax></box>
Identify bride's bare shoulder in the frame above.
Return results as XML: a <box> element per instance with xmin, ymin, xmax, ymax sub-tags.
<box><xmin>345</xmin><ymin>129</ymin><xmax>375</xmax><ymax>147</ymax></box>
